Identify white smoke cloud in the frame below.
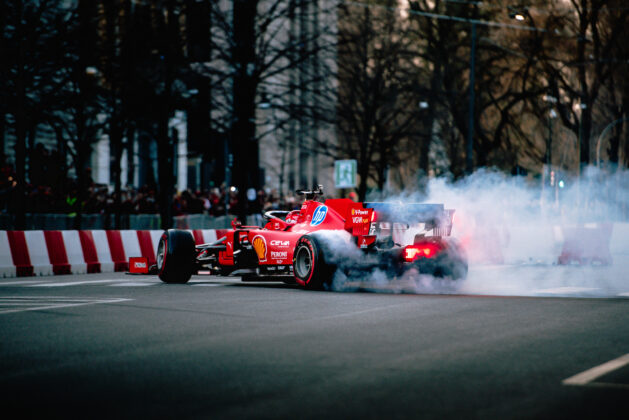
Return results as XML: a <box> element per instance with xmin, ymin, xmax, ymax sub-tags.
<box><xmin>319</xmin><ymin>166</ymin><xmax>629</xmax><ymax>297</ymax></box>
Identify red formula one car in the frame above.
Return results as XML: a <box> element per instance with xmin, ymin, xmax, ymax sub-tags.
<box><xmin>156</xmin><ymin>186</ymin><xmax>467</xmax><ymax>289</ymax></box>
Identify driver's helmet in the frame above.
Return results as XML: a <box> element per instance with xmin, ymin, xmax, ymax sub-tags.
<box><xmin>285</xmin><ymin>210</ymin><xmax>300</xmax><ymax>225</ymax></box>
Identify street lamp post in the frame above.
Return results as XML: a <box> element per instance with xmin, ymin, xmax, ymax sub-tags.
<box><xmin>575</xmin><ymin>101</ymin><xmax>587</xmax><ymax>177</ymax></box>
<box><xmin>466</xmin><ymin>22</ymin><xmax>476</xmax><ymax>175</ymax></box>
<box><xmin>543</xmin><ymin>95</ymin><xmax>557</xmax><ymax>169</ymax></box>
<box><xmin>596</xmin><ymin>117</ymin><xmax>629</xmax><ymax>168</ymax></box>
<box><xmin>418</xmin><ymin>100</ymin><xmax>430</xmax><ymax>184</ymax></box>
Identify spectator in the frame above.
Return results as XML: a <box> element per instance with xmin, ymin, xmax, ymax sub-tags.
<box><xmin>11</xmin><ymin>167</ymin><xmax>313</xmax><ymax>218</ymax></box>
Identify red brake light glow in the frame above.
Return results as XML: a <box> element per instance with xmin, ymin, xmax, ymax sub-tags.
<box><xmin>404</xmin><ymin>243</ymin><xmax>441</xmax><ymax>262</ymax></box>
<box><xmin>371</xmin><ymin>210</ymin><xmax>377</xmax><ymax>222</ymax></box>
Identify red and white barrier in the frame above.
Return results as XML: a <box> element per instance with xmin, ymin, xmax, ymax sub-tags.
<box><xmin>557</xmin><ymin>223</ymin><xmax>613</xmax><ymax>265</ymax></box>
<box><xmin>62</xmin><ymin>230</ymin><xmax>88</xmax><ymax>274</ymax></box>
<box><xmin>26</xmin><ymin>231</ymin><xmax>54</xmax><ymax>276</ymax></box>
<box><xmin>0</xmin><ymin>229</ymin><xmax>226</xmax><ymax>278</ymax></box>
<box><xmin>0</xmin><ymin>231</ymin><xmax>16</xmax><ymax>278</ymax></box>
<box><xmin>460</xmin><ymin>223</ymin><xmax>621</xmax><ymax>266</ymax></box>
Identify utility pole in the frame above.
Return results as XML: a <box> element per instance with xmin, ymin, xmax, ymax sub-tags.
<box><xmin>466</xmin><ymin>22</ymin><xmax>476</xmax><ymax>175</ymax></box>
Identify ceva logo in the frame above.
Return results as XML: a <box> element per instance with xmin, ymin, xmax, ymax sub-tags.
<box><xmin>310</xmin><ymin>205</ymin><xmax>328</xmax><ymax>226</ymax></box>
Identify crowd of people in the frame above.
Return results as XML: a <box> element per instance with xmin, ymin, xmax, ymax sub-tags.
<box><xmin>1</xmin><ymin>157</ymin><xmax>303</xmax><ymax>216</ymax></box>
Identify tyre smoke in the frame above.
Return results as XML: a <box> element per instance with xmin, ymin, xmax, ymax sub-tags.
<box><xmin>319</xmin><ymin>166</ymin><xmax>629</xmax><ymax>297</ymax></box>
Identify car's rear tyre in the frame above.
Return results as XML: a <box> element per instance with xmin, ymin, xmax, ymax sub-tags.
<box><xmin>293</xmin><ymin>235</ymin><xmax>335</xmax><ymax>290</ymax></box>
<box><xmin>421</xmin><ymin>251</ymin><xmax>468</xmax><ymax>281</ymax></box>
<box><xmin>414</xmin><ymin>239</ymin><xmax>468</xmax><ymax>280</ymax></box>
<box><xmin>157</xmin><ymin>229</ymin><xmax>196</xmax><ymax>284</ymax></box>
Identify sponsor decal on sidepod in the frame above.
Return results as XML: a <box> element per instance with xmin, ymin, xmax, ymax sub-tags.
<box><xmin>252</xmin><ymin>235</ymin><xmax>267</xmax><ymax>262</ymax></box>
<box><xmin>271</xmin><ymin>251</ymin><xmax>288</xmax><ymax>259</ymax></box>
<box><xmin>310</xmin><ymin>205</ymin><xmax>328</xmax><ymax>226</ymax></box>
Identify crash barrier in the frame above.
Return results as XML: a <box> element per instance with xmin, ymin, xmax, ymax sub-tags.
<box><xmin>0</xmin><ymin>229</ymin><xmax>229</xmax><ymax>278</ymax></box>
<box><xmin>557</xmin><ymin>223</ymin><xmax>613</xmax><ymax>265</ymax></box>
<box><xmin>500</xmin><ymin>225</ymin><xmax>563</xmax><ymax>265</ymax></box>
<box><xmin>0</xmin><ymin>213</ymin><xmax>262</xmax><ymax>231</ymax></box>
<box><xmin>463</xmin><ymin>223</ymin><xmax>620</xmax><ymax>266</ymax></box>
<box><xmin>0</xmin><ymin>223</ymin><xmax>625</xmax><ymax>277</ymax></box>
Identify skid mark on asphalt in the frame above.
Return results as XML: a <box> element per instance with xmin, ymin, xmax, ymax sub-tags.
<box><xmin>0</xmin><ymin>296</ymin><xmax>132</xmax><ymax>314</ymax></box>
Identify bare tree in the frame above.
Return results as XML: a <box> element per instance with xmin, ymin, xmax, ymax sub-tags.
<box><xmin>195</xmin><ymin>0</ymin><xmax>337</xmax><ymax>218</ymax></box>
<box><xmin>333</xmin><ymin>1</ymin><xmax>423</xmax><ymax>199</ymax></box>
<box><xmin>539</xmin><ymin>0</ymin><xmax>629</xmax><ymax>169</ymax></box>
<box><xmin>1</xmin><ymin>0</ymin><xmax>81</xmax><ymax>227</ymax></box>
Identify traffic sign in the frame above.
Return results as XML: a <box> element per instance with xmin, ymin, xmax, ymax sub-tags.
<box><xmin>335</xmin><ymin>160</ymin><xmax>357</xmax><ymax>188</ymax></box>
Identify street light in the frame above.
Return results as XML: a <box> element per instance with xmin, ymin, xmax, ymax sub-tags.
<box><xmin>85</xmin><ymin>66</ymin><xmax>99</xmax><ymax>76</ymax></box>
<box><xmin>596</xmin><ymin>117</ymin><xmax>629</xmax><ymax>168</ymax></box>
<box><xmin>259</xmin><ymin>91</ymin><xmax>271</xmax><ymax>109</ymax></box>
<box><xmin>508</xmin><ymin>6</ymin><xmax>528</xmax><ymax>22</ymax></box>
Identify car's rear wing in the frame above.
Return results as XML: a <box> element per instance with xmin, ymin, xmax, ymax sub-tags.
<box><xmin>364</xmin><ymin>202</ymin><xmax>454</xmax><ymax>237</ymax></box>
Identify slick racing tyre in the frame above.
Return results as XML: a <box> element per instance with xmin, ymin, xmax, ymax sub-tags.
<box><xmin>293</xmin><ymin>235</ymin><xmax>335</xmax><ymax>290</ymax></box>
<box><xmin>157</xmin><ymin>229</ymin><xmax>196</xmax><ymax>284</ymax></box>
<box><xmin>419</xmin><ymin>239</ymin><xmax>468</xmax><ymax>281</ymax></box>
<box><xmin>431</xmin><ymin>254</ymin><xmax>468</xmax><ymax>280</ymax></box>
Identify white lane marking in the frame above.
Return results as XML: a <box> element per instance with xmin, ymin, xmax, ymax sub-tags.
<box><xmin>0</xmin><ymin>296</ymin><xmax>89</xmax><ymax>299</ymax></box>
<box><xmin>0</xmin><ymin>280</ymin><xmax>51</xmax><ymax>286</ymax></box>
<box><xmin>110</xmin><ymin>282</ymin><xmax>154</xmax><ymax>287</ymax></box>
<box><xmin>563</xmin><ymin>353</ymin><xmax>629</xmax><ymax>386</ymax></box>
<box><xmin>0</xmin><ymin>297</ymin><xmax>132</xmax><ymax>315</ymax></box>
<box><xmin>192</xmin><ymin>283</ymin><xmax>225</xmax><ymax>287</ymax></box>
<box><xmin>534</xmin><ymin>287</ymin><xmax>599</xmax><ymax>295</ymax></box>
<box><xmin>27</xmin><ymin>279</ymin><xmax>122</xmax><ymax>287</ymax></box>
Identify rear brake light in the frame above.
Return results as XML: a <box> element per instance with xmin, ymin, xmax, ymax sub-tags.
<box><xmin>404</xmin><ymin>243</ymin><xmax>441</xmax><ymax>262</ymax></box>
<box><xmin>371</xmin><ymin>211</ymin><xmax>377</xmax><ymax>222</ymax></box>
<box><xmin>404</xmin><ymin>247</ymin><xmax>421</xmax><ymax>261</ymax></box>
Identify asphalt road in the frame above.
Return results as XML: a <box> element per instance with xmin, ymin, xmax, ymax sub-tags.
<box><xmin>1</xmin><ymin>270</ymin><xmax>629</xmax><ymax>419</ymax></box>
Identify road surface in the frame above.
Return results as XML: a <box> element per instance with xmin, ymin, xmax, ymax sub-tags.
<box><xmin>1</xmin><ymin>267</ymin><xmax>628</xmax><ymax>419</ymax></box>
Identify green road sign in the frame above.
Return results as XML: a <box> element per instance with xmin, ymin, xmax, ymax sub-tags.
<box><xmin>335</xmin><ymin>160</ymin><xmax>357</xmax><ymax>188</ymax></box>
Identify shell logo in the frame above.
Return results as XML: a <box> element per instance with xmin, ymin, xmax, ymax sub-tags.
<box><xmin>252</xmin><ymin>235</ymin><xmax>267</xmax><ymax>262</ymax></box>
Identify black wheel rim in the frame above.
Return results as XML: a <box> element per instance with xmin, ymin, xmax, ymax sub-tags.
<box><xmin>295</xmin><ymin>246</ymin><xmax>312</xmax><ymax>279</ymax></box>
<box><xmin>156</xmin><ymin>239</ymin><xmax>166</xmax><ymax>270</ymax></box>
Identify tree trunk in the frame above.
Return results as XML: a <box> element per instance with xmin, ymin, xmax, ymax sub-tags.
<box><xmin>157</xmin><ymin>1</ymin><xmax>176</xmax><ymax>230</ymax></box>
<box><xmin>232</xmin><ymin>0</ymin><xmax>259</xmax><ymax>222</ymax></box>
<box><xmin>126</xmin><ymin>126</ymin><xmax>135</xmax><ymax>186</ymax></box>
<box><xmin>111</xmin><ymin>119</ymin><xmax>124</xmax><ymax>228</ymax></box>
<box><xmin>14</xmin><ymin>1</ymin><xmax>26</xmax><ymax>229</ymax></box>
<box><xmin>357</xmin><ymin>157</ymin><xmax>369</xmax><ymax>202</ymax></box>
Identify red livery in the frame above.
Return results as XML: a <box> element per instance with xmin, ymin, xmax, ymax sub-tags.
<box><xmin>156</xmin><ymin>186</ymin><xmax>467</xmax><ymax>289</ymax></box>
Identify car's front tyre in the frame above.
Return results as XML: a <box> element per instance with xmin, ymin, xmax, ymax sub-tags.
<box><xmin>157</xmin><ymin>229</ymin><xmax>196</xmax><ymax>284</ymax></box>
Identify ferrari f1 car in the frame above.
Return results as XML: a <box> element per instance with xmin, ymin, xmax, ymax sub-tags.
<box><xmin>156</xmin><ymin>186</ymin><xmax>467</xmax><ymax>289</ymax></box>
